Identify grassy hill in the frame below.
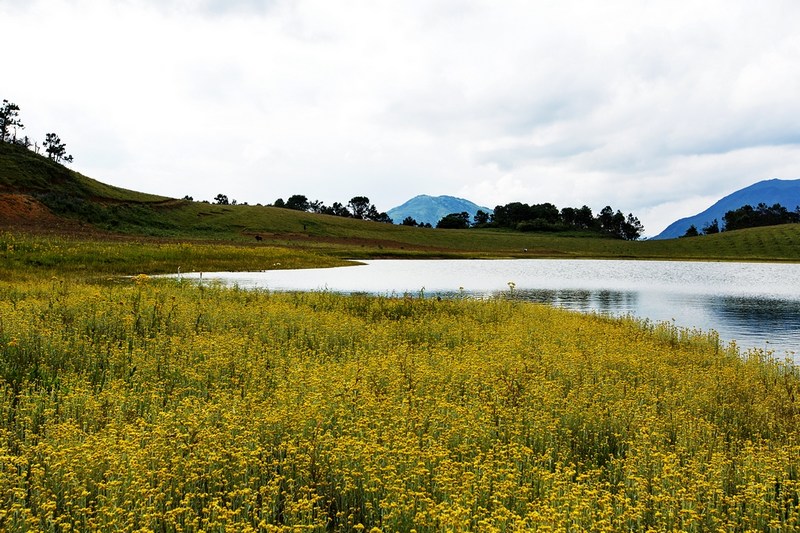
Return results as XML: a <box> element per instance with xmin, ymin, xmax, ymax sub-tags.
<box><xmin>0</xmin><ymin>141</ymin><xmax>165</xmax><ymax>202</ymax></box>
<box><xmin>2</xmin><ymin>140</ymin><xmax>800</xmax><ymax>262</ymax></box>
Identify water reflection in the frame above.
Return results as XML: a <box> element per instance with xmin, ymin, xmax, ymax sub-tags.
<box><xmin>704</xmin><ymin>296</ymin><xmax>800</xmax><ymax>355</ymax></box>
<box><xmin>507</xmin><ymin>289</ymin><xmax>800</xmax><ymax>359</ymax></box>
<box><xmin>169</xmin><ymin>259</ymin><xmax>800</xmax><ymax>358</ymax></box>
<box><xmin>515</xmin><ymin>288</ymin><xmax>639</xmax><ymax>315</ymax></box>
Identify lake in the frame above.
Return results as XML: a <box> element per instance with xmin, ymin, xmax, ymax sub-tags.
<box><xmin>174</xmin><ymin>259</ymin><xmax>800</xmax><ymax>359</ymax></box>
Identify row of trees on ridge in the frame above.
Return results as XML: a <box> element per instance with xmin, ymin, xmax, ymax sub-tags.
<box><xmin>212</xmin><ymin>193</ymin><xmax>394</xmax><ymax>223</ymax></box>
<box><xmin>431</xmin><ymin>202</ymin><xmax>645</xmax><ymax>240</ymax></box>
<box><xmin>683</xmin><ymin>203</ymin><xmax>800</xmax><ymax>236</ymax></box>
<box><xmin>0</xmin><ymin>99</ymin><xmax>74</xmax><ymax>163</ymax></box>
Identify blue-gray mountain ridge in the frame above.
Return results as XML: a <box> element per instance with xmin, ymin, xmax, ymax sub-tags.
<box><xmin>387</xmin><ymin>195</ymin><xmax>493</xmax><ymax>226</ymax></box>
<box><xmin>653</xmin><ymin>178</ymin><xmax>800</xmax><ymax>239</ymax></box>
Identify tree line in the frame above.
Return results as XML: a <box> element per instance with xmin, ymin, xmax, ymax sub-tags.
<box><xmin>683</xmin><ymin>202</ymin><xmax>800</xmax><ymax>237</ymax></box>
<box><xmin>212</xmin><ymin>193</ymin><xmax>394</xmax><ymax>223</ymax></box>
<box><xmin>0</xmin><ymin>99</ymin><xmax>74</xmax><ymax>163</ymax></box>
<box><xmin>431</xmin><ymin>202</ymin><xmax>645</xmax><ymax>240</ymax></box>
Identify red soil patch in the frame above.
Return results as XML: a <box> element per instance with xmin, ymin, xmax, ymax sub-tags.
<box><xmin>0</xmin><ymin>193</ymin><xmax>85</xmax><ymax>232</ymax></box>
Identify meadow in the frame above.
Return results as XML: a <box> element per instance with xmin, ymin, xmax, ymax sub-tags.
<box><xmin>0</xmin><ymin>232</ymin><xmax>349</xmax><ymax>281</ymax></box>
<box><xmin>1</xmin><ymin>232</ymin><xmax>800</xmax><ymax>531</ymax></box>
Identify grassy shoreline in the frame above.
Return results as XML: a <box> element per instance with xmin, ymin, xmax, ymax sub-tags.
<box><xmin>3</xmin><ymin>226</ymin><xmax>800</xmax><ymax>285</ymax></box>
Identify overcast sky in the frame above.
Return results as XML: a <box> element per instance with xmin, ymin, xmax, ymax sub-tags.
<box><xmin>3</xmin><ymin>0</ymin><xmax>799</xmax><ymax>236</ymax></box>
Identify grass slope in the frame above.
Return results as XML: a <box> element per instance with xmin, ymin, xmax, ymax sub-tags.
<box><xmin>2</xmin><ymin>140</ymin><xmax>800</xmax><ymax>262</ymax></box>
<box><xmin>0</xmin><ymin>141</ymin><xmax>164</xmax><ymax>202</ymax></box>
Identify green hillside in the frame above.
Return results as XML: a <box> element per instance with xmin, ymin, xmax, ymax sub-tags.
<box><xmin>0</xmin><ymin>141</ymin><xmax>165</xmax><ymax>202</ymax></box>
<box><xmin>2</xmin><ymin>140</ymin><xmax>800</xmax><ymax>262</ymax></box>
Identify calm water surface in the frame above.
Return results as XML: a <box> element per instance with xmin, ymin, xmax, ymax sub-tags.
<box><xmin>178</xmin><ymin>259</ymin><xmax>800</xmax><ymax>358</ymax></box>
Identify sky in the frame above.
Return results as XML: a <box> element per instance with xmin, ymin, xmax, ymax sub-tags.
<box><xmin>3</xmin><ymin>0</ymin><xmax>800</xmax><ymax>236</ymax></box>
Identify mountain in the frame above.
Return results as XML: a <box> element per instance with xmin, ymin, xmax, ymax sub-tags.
<box><xmin>653</xmin><ymin>178</ymin><xmax>800</xmax><ymax>239</ymax></box>
<box><xmin>387</xmin><ymin>195</ymin><xmax>493</xmax><ymax>226</ymax></box>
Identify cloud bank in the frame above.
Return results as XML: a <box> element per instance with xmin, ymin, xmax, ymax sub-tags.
<box><xmin>3</xmin><ymin>0</ymin><xmax>799</xmax><ymax>235</ymax></box>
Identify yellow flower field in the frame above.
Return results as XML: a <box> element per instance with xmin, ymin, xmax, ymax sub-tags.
<box><xmin>0</xmin><ymin>276</ymin><xmax>799</xmax><ymax>531</ymax></box>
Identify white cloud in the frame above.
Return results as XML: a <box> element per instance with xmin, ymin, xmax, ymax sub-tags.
<box><xmin>3</xmin><ymin>0</ymin><xmax>799</xmax><ymax>235</ymax></box>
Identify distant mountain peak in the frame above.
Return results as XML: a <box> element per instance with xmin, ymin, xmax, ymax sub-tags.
<box><xmin>653</xmin><ymin>178</ymin><xmax>800</xmax><ymax>239</ymax></box>
<box><xmin>387</xmin><ymin>195</ymin><xmax>493</xmax><ymax>226</ymax></box>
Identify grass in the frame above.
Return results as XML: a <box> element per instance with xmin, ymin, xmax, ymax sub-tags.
<box><xmin>0</xmin><ymin>141</ymin><xmax>164</xmax><ymax>203</ymax></box>
<box><xmin>0</xmin><ymin>273</ymin><xmax>799</xmax><ymax>531</ymax></box>
<box><xmin>0</xmin><ymin>229</ymin><xmax>799</xmax><ymax>530</ymax></box>
<box><xmin>0</xmin><ymin>232</ymin><xmax>350</xmax><ymax>281</ymax></box>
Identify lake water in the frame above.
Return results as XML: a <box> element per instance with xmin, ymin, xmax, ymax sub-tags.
<box><xmin>175</xmin><ymin>259</ymin><xmax>800</xmax><ymax>359</ymax></box>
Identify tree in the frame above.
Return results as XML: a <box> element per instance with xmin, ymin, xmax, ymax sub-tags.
<box><xmin>597</xmin><ymin>206</ymin><xmax>615</xmax><ymax>232</ymax></box>
<box><xmin>347</xmin><ymin>196</ymin><xmax>371</xmax><ymax>219</ymax></box>
<box><xmin>596</xmin><ymin>206</ymin><xmax>643</xmax><ymax>240</ymax></box>
<box><xmin>0</xmin><ymin>100</ymin><xmax>24</xmax><ymax>143</ymax></box>
<box><xmin>560</xmin><ymin>207</ymin><xmax>577</xmax><ymax>227</ymax></box>
<box><xmin>285</xmin><ymin>194</ymin><xmax>310</xmax><ymax>211</ymax></box>
<box><xmin>702</xmin><ymin>219</ymin><xmax>719</xmax><ymax>235</ymax></box>
<box><xmin>473</xmin><ymin>210</ymin><xmax>490</xmax><ymax>227</ymax></box>
<box><xmin>436</xmin><ymin>212</ymin><xmax>471</xmax><ymax>229</ymax></box>
<box><xmin>574</xmin><ymin>205</ymin><xmax>595</xmax><ymax>229</ymax></box>
<box><xmin>43</xmin><ymin>133</ymin><xmax>73</xmax><ymax>164</ymax></box>
<box><xmin>491</xmin><ymin>202</ymin><xmax>530</xmax><ymax>227</ymax></box>
<box><xmin>321</xmin><ymin>202</ymin><xmax>351</xmax><ymax>217</ymax></box>
<box><xmin>308</xmin><ymin>199</ymin><xmax>326</xmax><ymax>213</ymax></box>
<box><xmin>214</xmin><ymin>193</ymin><xmax>229</xmax><ymax>205</ymax></box>
<box><xmin>529</xmin><ymin>203</ymin><xmax>560</xmax><ymax>224</ymax></box>
<box><xmin>370</xmin><ymin>210</ymin><xmax>393</xmax><ymax>224</ymax></box>
<box><xmin>622</xmin><ymin>213</ymin><xmax>644</xmax><ymax>240</ymax></box>
<box><xmin>273</xmin><ymin>198</ymin><xmax>285</xmax><ymax>207</ymax></box>
<box><xmin>722</xmin><ymin>203</ymin><xmax>798</xmax><ymax>232</ymax></box>
<box><xmin>366</xmin><ymin>205</ymin><xmax>381</xmax><ymax>221</ymax></box>
<box><xmin>402</xmin><ymin>216</ymin><xmax>419</xmax><ymax>226</ymax></box>
<box><xmin>682</xmin><ymin>225</ymin><xmax>700</xmax><ymax>237</ymax></box>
